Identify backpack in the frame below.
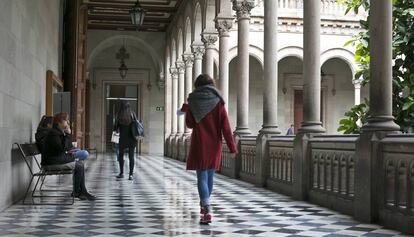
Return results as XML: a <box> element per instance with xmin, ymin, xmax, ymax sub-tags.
<box><xmin>35</xmin><ymin>128</ymin><xmax>50</xmax><ymax>153</ymax></box>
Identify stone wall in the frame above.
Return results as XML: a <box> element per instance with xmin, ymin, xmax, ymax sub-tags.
<box><xmin>0</xmin><ymin>0</ymin><xmax>62</xmax><ymax>211</ymax></box>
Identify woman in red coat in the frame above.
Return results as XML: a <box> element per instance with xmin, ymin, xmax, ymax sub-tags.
<box><xmin>181</xmin><ymin>74</ymin><xmax>237</xmax><ymax>224</ymax></box>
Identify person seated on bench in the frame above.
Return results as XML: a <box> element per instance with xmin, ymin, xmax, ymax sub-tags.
<box><xmin>36</xmin><ymin>115</ymin><xmax>89</xmax><ymax>161</ymax></box>
<box><xmin>41</xmin><ymin>112</ymin><xmax>96</xmax><ymax>201</ymax></box>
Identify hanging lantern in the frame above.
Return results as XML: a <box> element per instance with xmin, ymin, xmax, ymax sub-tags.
<box><xmin>130</xmin><ymin>0</ymin><xmax>146</xmax><ymax>29</ymax></box>
<box><xmin>118</xmin><ymin>61</ymin><xmax>128</xmax><ymax>79</ymax></box>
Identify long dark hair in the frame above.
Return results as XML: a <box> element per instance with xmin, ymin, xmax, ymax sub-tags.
<box><xmin>37</xmin><ymin>115</ymin><xmax>53</xmax><ymax>130</ymax></box>
<box><xmin>117</xmin><ymin>101</ymin><xmax>132</xmax><ymax>125</ymax></box>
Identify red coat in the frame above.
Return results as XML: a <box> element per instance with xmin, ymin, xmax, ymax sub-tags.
<box><xmin>182</xmin><ymin>102</ymin><xmax>237</xmax><ymax>170</ymax></box>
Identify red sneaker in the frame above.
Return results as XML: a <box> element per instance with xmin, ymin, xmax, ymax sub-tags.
<box><xmin>200</xmin><ymin>212</ymin><xmax>212</xmax><ymax>224</ymax></box>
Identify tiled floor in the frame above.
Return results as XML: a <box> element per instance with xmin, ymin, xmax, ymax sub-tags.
<box><xmin>0</xmin><ymin>154</ymin><xmax>409</xmax><ymax>236</ymax></box>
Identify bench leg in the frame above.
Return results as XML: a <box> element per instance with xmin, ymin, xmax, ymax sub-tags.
<box><xmin>31</xmin><ymin>175</ymin><xmax>42</xmax><ymax>198</ymax></box>
<box><xmin>39</xmin><ymin>175</ymin><xmax>47</xmax><ymax>191</ymax></box>
<box><xmin>22</xmin><ymin>176</ymin><xmax>34</xmax><ymax>205</ymax></box>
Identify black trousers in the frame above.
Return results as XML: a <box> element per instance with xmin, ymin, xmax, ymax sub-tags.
<box><xmin>73</xmin><ymin>161</ymin><xmax>87</xmax><ymax>194</ymax></box>
<box><xmin>43</xmin><ymin>161</ymin><xmax>87</xmax><ymax>194</ymax></box>
<box><xmin>118</xmin><ymin>144</ymin><xmax>136</xmax><ymax>175</ymax></box>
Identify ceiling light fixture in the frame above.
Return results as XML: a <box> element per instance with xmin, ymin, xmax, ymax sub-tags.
<box><xmin>130</xmin><ymin>0</ymin><xmax>146</xmax><ymax>29</ymax></box>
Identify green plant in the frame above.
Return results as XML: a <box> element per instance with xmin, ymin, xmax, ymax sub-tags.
<box><xmin>337</xmin><ymin>0</ymin><xmax>414</xmax><ymax>133</ymax></box>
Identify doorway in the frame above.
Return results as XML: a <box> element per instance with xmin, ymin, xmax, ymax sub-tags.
<box><xmin>293</xmin><ymin>89</ymin><xmax>325</xmax><ymax>133</ymax></box>
<box><xmin>104</xmin><ymin>84</ymin><xmax>141</xmax><ymax>152</ymax></box>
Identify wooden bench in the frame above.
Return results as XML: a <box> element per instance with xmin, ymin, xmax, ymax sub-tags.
<box><xmin>15</xmin><ymin>143</ymin><xmax>75</xmax><ymax>205</ymax></box>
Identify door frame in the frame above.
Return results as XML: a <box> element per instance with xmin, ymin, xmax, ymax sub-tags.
<box><xmin>102</xmin><ymin>81</ymin><xmax>143</xmax><ymax>153</ymax></box>
<box><xmin>283</xmin><ymin>73</ymin><xmax>333</xmax><ymax>132</ymax></box>
<box><xmin>90</xmin><ymin>68</ymin><xmax>150</xmax><ymax>152</ymax></box>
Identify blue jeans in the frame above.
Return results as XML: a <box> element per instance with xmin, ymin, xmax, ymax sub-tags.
<box><xmin>196</xmin><ymin>169</ymin><xmax>215</xmax><ymax>207</ymax></box>
<box><xmin>71</xmin><ymin>149</ymin><xmax>89</xmax><ymax>161</ymax></box>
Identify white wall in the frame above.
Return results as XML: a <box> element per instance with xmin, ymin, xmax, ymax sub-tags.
<box><xmin>0</xmin><ymin>0</ymin><xmax>62</xmax><ymax>210</ymax></box>
<box><xmin>87</xmin><ymin>31</ymin><xmax>166</xmax><ymax>154</ymax></box>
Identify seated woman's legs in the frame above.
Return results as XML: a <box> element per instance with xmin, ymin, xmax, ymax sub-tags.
<box><xmin>73</xmin><ymin>150</ymin><xmax>89</xmax><ymax>161</ymax></box>
<box><xmin>73</xmin><ymin>161</ymin><xmax>96</xmax><ymax>200</ymax></box>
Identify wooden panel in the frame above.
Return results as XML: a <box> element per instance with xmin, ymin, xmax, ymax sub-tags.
<box><xmin>46</xmin><ymin>70</ymin><xmax>64</xmax><ymax>116</ymax></box>
<box><xmin>294</xmin><ymin>90</ymin><xmax>303</xmax><ymax>134</ymax></box>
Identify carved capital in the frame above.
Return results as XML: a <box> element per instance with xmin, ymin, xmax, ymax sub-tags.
<box><xmin>201</xmin><ymin>32</ymin><xmax>218</xmax><ymax>49</ymax></box>
<box><xmin>157</xmin><ymin>80</ymin><xmax>165</xmax><ymax>89</ymax></box>
<box><xmin>175</xmin><ymin>60</ymin><xmax>185</xmax><ymax>73</ymax></box>
<box><xmin>170</xmin><ymin>67</ymin><xmax>178</xmax><ymax>79</ymax></box>
<box><xmin>215</xmin><ymin>17</ymin><xmax>234</xmax><ymax>37</ymax></box>
<box><xmin>232</xmin><ymin>0</ymin><xmax>255</xmax><ymax>19</ymax></box>
<box><xmin>191</xmin><ymin>44</ymin><xmax>205</xmax><ymax>60</ymax></box>
<box><xmin>182</xmin><ymin>54</ymin><xmax>194</xmax><ymax>67</ymax></box>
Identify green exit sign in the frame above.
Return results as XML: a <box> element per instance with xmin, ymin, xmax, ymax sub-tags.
<box><xmin>156</xmin><ymin>106</ymin><xmax>164</xmax><ymax>111</ymax></box>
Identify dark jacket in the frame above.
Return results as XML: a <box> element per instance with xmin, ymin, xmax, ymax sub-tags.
<box><xmin>41</xmin><ymin>126</ymin><xmax>75</xmax><ymax>166</ymax></box>
<box><xmin>114</xmin><ymin>117</ymin><xmax>136</xmax><ymax>148</ymax></box>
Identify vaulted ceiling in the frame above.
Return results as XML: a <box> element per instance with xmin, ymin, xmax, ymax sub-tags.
<box><xmin>85</xmin><ymin>0</ymin><xmax>183</xmax><ymax>32</ymax></box>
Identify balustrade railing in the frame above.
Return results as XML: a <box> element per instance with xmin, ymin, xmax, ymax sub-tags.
<box><xmin>240</xmin><ymin>138</ymin><xmax>257</xmax><ymax>176</ymax></box>
<box><xmin>379</xmin><ymin>134</ymin><xmax>414</xmax><ymax>232</ymax></box>
<box><xmin>266</xmin><ymin>136</ymin><xmax>295</xmax><ymax>195</ymax></box>
<box><xmin>308</xmin><ymin>135</ymin><xmax>358</xmax><ymax>215</ymax></box>
<box><xmin>221</xmin><ymin>144</ymin><xmax>231</xmax><ymax>169</ymax></box>
<box><xmin>275</xmin><ymin>0</ymin><xmax>363</xmax><ymax>18</ymax></box>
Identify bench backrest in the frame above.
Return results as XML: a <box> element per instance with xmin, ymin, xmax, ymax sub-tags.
<box><xmin>15</xmin><ymin>143</ymin><xmax>42</xmax><ymax>175</ymax></box>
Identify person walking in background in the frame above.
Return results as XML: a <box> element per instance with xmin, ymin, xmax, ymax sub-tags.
<box><xmin>181</xmin><ymin>74</ymin><xmax>237</xmax><ymax>225</ymax></box>
<box><xmin>286</xmin><ymin>124</ymin><xmax>294</xmax><ymax>135</ymax></box>
<box><xmin>114</xmin><ymin>101</ymin><xmax>137</xmax><ymax>180</ymax></box>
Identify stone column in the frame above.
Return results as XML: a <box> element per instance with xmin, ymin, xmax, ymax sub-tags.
<box><xmin>176</xmin><ymin>60</ymin><xmax>185</xmax><ymax>136</ymax></box>
<box><xmin>260</xmin><ymin>0</ymin><xmax>281</xmax><ymax>134</ymax></box>
<box><xmin>192</xmin><ymin>43</ymin><xmax>205</xmax><ymax>81</ymax></box>
<box><xmin>170</xmin><ymin>67</ymin><xmax>178</xmax><ymax>136</ymax></box>
<box><xmin>215</xmin><ymin>17</ymin><xmax>233</xmax><ymax>108</ymax></box>
<box><xmin>183</xmin><ymin>53</ymin><xmax>194</xmax><ymax>135</ymax></box>
<box><xmin>232</xmin><ymin>0</ymin><xmax>255</xmax><ymax>135</ymax></box>
<box><xmin>354</xmin><ymin>81</ymin><xmax>362</xmax><ymax>127</ymax></box>
<box><xmin>201</xmin><ymin>32</ymin><xmax>218</xmax><ymax>78</ymax></box>
<box><xmin>354</xmin><ymin>81</ymin><xmax>361</xmax><ymax>106</ymax></box>
<box><xmin>299</xmin><ymin>0</ymin><xmax>325</xmax><ymax>133</ymax></box>
<box><xmin>354</xmin><ymin>0</ymin><xmax>399</xmax><ymax>223</ymax></box>
<box><xmin>362</xmin><ymin>0</ymin><xmax>399</xmax><ymax>131</ymax></box>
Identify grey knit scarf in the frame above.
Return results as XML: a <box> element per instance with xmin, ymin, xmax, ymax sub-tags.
<box><xmin>188</xmin><ymin>85</ymin><xmax>224</xmax><ymax>123</ymax></box>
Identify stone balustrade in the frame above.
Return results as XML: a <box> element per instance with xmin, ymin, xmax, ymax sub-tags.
<box><xmin>378</xmin><ymin>134</ymin><xmax>414</xmax><ymax>234</ymax></box>
<box><xmin>166</xmin><ymin>133</ymin><xmax>414</xmax><ymax>234</ymax></box>
<box><xmin>239</xmin><ymin>137</ymin><xmax>257</xmax><ymax>183</ymax></box>
<box><xmin>308</xmin><ymin>135</ymin><xmax>358</xmax><ymax>215</ymax></box>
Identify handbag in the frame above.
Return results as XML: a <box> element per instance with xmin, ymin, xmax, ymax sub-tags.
<box><xmin>130</xmin><ymin>112</ymin><xmax>144</xmax><ymax>141</ymax></box>
<box><xmin>111</xmin><ymin>131</ymin><xmax>120</xmax><ymax>144</ymax></box>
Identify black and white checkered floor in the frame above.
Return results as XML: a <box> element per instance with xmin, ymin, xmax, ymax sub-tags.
<box><xmin>0</xmin><ymin>154</ymin><xmax>409</xmax><ymax>236</ymax></box>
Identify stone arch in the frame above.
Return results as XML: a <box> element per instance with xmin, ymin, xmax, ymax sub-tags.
<box><xmin>192</xmin><ymin>1</ymin><xmax>203</xmax><ymax>43</ymax></box>
<box><xmin>203</xmin><ymin>0</ymin><xmax>216</xmax><ymax>31</ymax></box>
<box><xmin>165</xmin><ymin>44</ymin><xmax>171</xmax><ymax>80</ymax></box>
<box><xmin>278</xmin><ymin>46</ymin><xmax>303</xmax><ymax>62</ymax></box>
<box><xmin>184</xmin><ymin>17</ymin><xmax>192</xmax><ymax>53</ymax></box>
<box><xmin>176</xmin><ymin>28</ymin><xmax>184</xmax><ymax>60</ymax></box>
<box><xmin>171</xmin><ymin>38</ymin><xmax>177</xmax><ymax>67</ymax></box>
<box><xmin>321</xmin><ymin>48</ymin><xmax>356</xmax><ymax>76</ymax></box>
<box><xmin>228</xmin><ymin>45</ymin><xmax>264</xmax><ymax>69</ymax></box>
<box><xmin>87</xmin><ymin>35</ymin><xmax>164</xmax><ymax>75</ymax></box>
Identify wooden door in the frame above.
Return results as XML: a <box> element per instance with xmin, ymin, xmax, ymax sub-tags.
<box><xmin>293</xmin><ymin>89</ymin><xmax>325</xmax><ymax>134</ymax></box>
<box><xmin>294</xmin><ymin>90</ymin><xmax>303</xmax><ymax>134</ymax></box>
<box><xmin>63</xmin><ymin>0</ymin><xmax>88</xmax><ymax>148</ymax></box>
